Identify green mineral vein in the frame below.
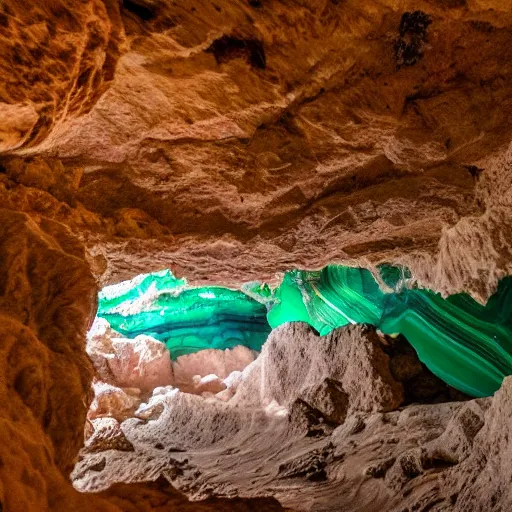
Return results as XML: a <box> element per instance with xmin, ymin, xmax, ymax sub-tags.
<box><xmin>98</xmin><ymin>270</ymin><xmax>271</xmax><ymax>359</ymax></box>
<box><xmin>97</xmin><ymin>266</ymin><xmax>512</xmax><ymax>398</ymax></box>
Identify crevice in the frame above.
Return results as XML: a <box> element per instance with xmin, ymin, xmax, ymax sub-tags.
<box><xmin>206</xmin><ymin>36</ymin><xmax>266</xmax><ymax>69</ymax></box>
<box><xmin>122</xmin><ymin>0</ymin><xmax>157</xmax><ymax>21</ymax></box>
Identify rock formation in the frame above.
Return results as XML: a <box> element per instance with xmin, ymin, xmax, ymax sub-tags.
<box><xmin>2</xmin><ymin>0</ymin><xmax>512</xmax><ymax>299</ymax></box>
<box><xmin>3</xmin><ymin>0</ymin><xmax>512</xmax><ymax>510</ymax></box>
<box><xmin>74</xmin><ymin>323</ymin><xmax>512</xmax><ymax>511</ymax></box>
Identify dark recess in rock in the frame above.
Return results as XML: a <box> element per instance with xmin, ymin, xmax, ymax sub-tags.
<box><xmin>382</xmin><ymin>334</ymin><xmax>471</xmax><ymax>404</ymax></box>
<box><xmin>469</xmin><ymin>20</ymin><xmax>496</xmax><ymax>33</ymax></box>
<box><xmin>464</xmin><ymin>165</ymin><xmax>484</xmax><ymax>180</ymax></box>
<box><xmin>394</xmin><ymin>10</ymin><xmax>432</xmax><ymax>68</ymax></box>
<box><xmin>206</xmin><ymin>36</ymin><xmax>266</xmax><ymax>69</ymax></box>
<box><xmin>366</xmin><ymin>457</ymin><xmax>396</xmax><ymax>478</ymax></box>
<box><xmin>440</xmin><ymin>0</ymin><xmax>467</xmax><ymax>7</ymax></box>
<box><xmin>278</xmin><ymin>445</ymin><xmax>333</xmax><ymax>482</ymax></box>
<box><xmin>122</xmin><ymin>0</ymin><xmax>157</xmax><ymax>21</ymax></box>
<box><xmin>89</xmin><ymin>458</ymin><xmax>107</xmax><ymax>472</ymax></box>
<box><xmin>289</xmin><ymin>398</ymin><xmax>337</xmax><ymax>437</ymax></box>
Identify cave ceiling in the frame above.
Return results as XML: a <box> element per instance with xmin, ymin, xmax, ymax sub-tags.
<box><xmin>2</xmin><ymin>0</ymin><xmax>512</xmax><ymax>300</ymax></box>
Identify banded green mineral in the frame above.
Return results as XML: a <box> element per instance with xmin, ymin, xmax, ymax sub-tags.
<box><xmin>97</xmin><ymin>266</ymin><xmax>512</xmax><ymax>398</ymax></box>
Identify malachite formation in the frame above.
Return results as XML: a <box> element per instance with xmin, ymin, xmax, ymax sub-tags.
<box><xmin>97</xmin><ymin>270</ymin><xmax>272</xmax><ymax>359</ymax></box>
<box><xmin>97</xmin><ymin>267</ymin><xmax>512</xmax><ymax>398</ymax></box>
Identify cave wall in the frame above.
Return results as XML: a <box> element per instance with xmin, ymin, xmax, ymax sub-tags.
<box><xmin>0</xmin><ymin>208</ymin><xmax>285</xmax><ymax>511</ymax></box>
<box><xmin>0</xmin><ymin>209</ymin><xmax>100</xmax><ymax>511</ymax></box>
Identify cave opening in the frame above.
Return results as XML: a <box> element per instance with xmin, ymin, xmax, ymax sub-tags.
<box><xmin>83</xmin><ymin>262</ymin><xmax>512</xmax><ymax>431</ymax></box>
<box><xmin>74</xmin><ymin>262</ymin><xmax>512</xmax><ymax>504</ymax></box>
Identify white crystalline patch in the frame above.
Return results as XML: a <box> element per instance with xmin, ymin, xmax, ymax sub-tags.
<box><xmin>87</xmin><ymin>317</ymin><xmax>111</xmax><ymax>339</ymax></box>
<box><xmin>264</xmin><ymin>399</ymin><xmax>288</xmax><ymax>418</ymax></box>
<box><xmin>103</xmin><ymin>279</ymin><xmax>189</xmax><ymax>317</ymax></box>
<box><xmin>100</xmin><ymin>273</ymin><xmax>148</xmax><ymax>300</ymax></box>
<box><xmin>152</xmin><ymin>385</ymin><xmax>175</xmax><ymax>397</ymax></box>
<box><xmin>137</xmin><ymin>387</ymin><xmax>179</xmax><ymax>412</ymax></box>
<box><xmin>198</xmin><ymin>291</ymin><xmax>216</xmax><ymax>299</ymax></box>
<box><xmin>107</xmin><ymin>281</ymin><xmax>161</xmax><ymax>315</ymax></box>
<box><xmin>200</xmin><ymin>374</ymin><xmax>221</xmax><ymax>384</ymax></box>
<box><xmin>223</xmin><ymin>370</ymin><xmax>243</xmax><ymax>390</ymax></box>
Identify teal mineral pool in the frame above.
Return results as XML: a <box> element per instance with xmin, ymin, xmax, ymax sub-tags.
<box><xmin>97</xmin><ymin>266</ymin><xmax>512</xmax><ymax>398</ymax></box>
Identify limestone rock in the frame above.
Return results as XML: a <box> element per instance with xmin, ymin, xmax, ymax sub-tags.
<box><xmin>85</xmin><ymin>418</ymin><xmax>135</xmax><ymax>454</ymax></box>
<box><xmin>108</xmin><ymin>335</ymin><xmax>174</xmax><ymax>391</ymax></box>
<box><xmin>89</xmin><ymin>382</ymin><xmax>142</xmax><ymax>422</ymax></box>
<box><xmin>72</xmin><ymin>323</ymin><xmax>512</xmax><ymax>512</ymax></box>
<box><xmin>86</xmin><ymin>317</ymin><xmax>119</xmax><ymax>384</ymax></box>
<box><xmin>98</xmin><ymin>477</ymin><xmax>287</xmax><ymax>512</ymax></box>
<box><xmin>232</xmin><ymin>323</ymin><xmax>404</xmax><ymax>413</ymax></box>
<box><xmin>298</xmin><ymin>378</ymin><xmax>350</xmax><ymax>425</ymax></box>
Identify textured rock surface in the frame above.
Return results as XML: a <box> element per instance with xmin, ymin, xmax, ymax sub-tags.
<box><xmin>108</xmin><ymin>336</ymin><xmax>174</xmax><ymax>391</ymax></box>
<box><xmin>2</xmin><ymin>1</ymin><xmax>512</xmax><ymax>300</ymax></box>
<box><xmin>87</xmin><ymin>324</ymin><xmax>175</xmax><ymax>391</ymax></box>
<box><xmin>75</xmin><ymin>322</ymin><xmax>512</xmax><ymax>512</ymax></box>
<box><xmin>98</xmin><ymin>477</ymin><xmax>287</xmax><ymax>512</ymax></box>
<box><xmin>0</xmin><ymin>209</ymin><xmax>117</xmax><ymax>511</ymax></box>
<box><xmin>0</xmin><ymin>208</ymin><xmax>286</xmax><ymax>512</ymax></box>
<box><xmin>3</xmin><ymin>1</ymin><xmax>512</xmax><ymax>510</ymax></box>
<box><xmin>87</xmin><ymin>314</ymin><xmax>256</xmax><ymax>395</ymax></box>
<box><xmin>231</xmin><ymin>323</ymin><xmax>404</xmax><ymax>412</ymax></box>
<box><xmin>89</xmin><ymin>382</ymin><xmax>142</xmax><ymax>422</ymax></box>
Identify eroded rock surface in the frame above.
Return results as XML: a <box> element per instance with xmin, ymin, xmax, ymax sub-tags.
<box><xmin>73</xmin><ymin>322</ymin><xmax>512</xmax><ymax>512</ymax></box>
<box><xmin>2</xmin><ymin>1</ymin><xmax>512</xmax><ymax>300</ymax></box>
<box><xmin>3</xmin><ymin>1</ymin><xmax>512</xmax><ymax>510</ymax></box>
<box><xmin>0</xmin><ymin>209</ymin><xmax>108</xmax><ymax>511</ymax></box>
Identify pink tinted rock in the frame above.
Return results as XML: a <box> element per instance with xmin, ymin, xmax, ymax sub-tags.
<box><xmin>86</xmin><ymin>318</ymin><xmax>118</xmax><ymax>384</ymax></box>
<box><xmin>108</xmin><ymin>335</ymin><xmax>174</xmax><ymax>391</ymax></box>
<box><xmin>215</xmin><ymin>389</ymin><xmax>233</xmax><ymax>402</ymax></box>
<box><xmin>172</xmin><ymin>346</ymin><xmax>256</xmax><ymax>392</ymax></box>
<box><xmin>223</xmin><ymin>370</ymin><xmax>243</xmax><ymax>392</ymax></box>
<box><xmin>192</xmin><ymin>374</ymin><xmax>227</xmax><ymax>395</ymax></box>
<box><xmin>89</xmin><ymin>381</ymin><xmax>141</xmax><ymax>422</ymax></box>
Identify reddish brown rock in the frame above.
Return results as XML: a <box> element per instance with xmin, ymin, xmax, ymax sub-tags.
<box><xmin>1</xmin><ymin>1</ymin><xmax>512</xmax><ymax>300</ymax></box>
<box><xmin>0</xmin><ymin>209</ymin><xmax>109</xmax><ymax>511</ymax></box>
<box><xmin>0</xmin><ymin>208</ymin><xmax>286</xmax><ymax>512</ymax></box>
